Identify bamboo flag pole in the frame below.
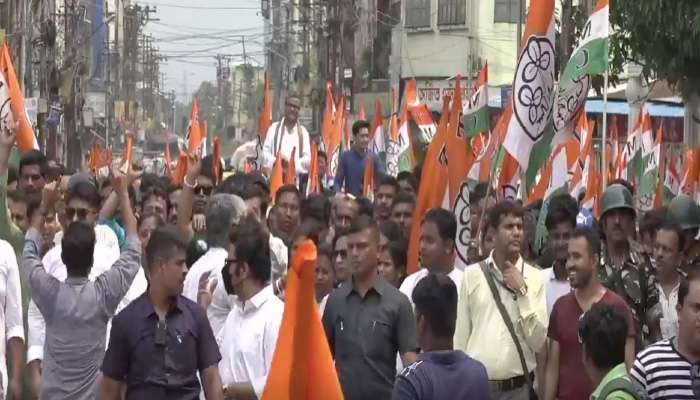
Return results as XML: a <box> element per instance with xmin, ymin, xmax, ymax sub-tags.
<box><xmin>601</xmin><ymin>69</ymin><xmax>609</xmax><ymax>190</ymax></box>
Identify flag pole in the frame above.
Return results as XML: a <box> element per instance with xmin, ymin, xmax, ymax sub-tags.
<box><xmin>601</xmin><ymin>69</ymin><xmax>609</xmax><ymax>190</ymax></box>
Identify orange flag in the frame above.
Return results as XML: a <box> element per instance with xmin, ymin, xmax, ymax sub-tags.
<box><xmin>173</xmin><ymin>152</ymin><xmax>188</xmax><ymax>186</ymax></box>
<box><xmin>212</xmin><ymin>136</ymin><xmax>221</xmax><ymax>184</ymax></box>
<box><xmin>582</xmin><ymin>152</ymin><xmax>601</xmax><ymax>218</ymax></box>
<box><xmin>285</xmin><ymin>147</ymin><xmax>297</xmax><ymax>186</ymax></box>
<box><xmin>321</xmin><ymin>82</ymin><xmax>336</xmax><ymax>149</ymax></box>
<box><xmin>259</xmin><ymin>71</ymin><xmax>273</xmax><ymax>141</ymax></box>
<box><xmin>89</xmin><ymin>143</ymin><xmax>111</xmax><ymax>175</ymax></box>
<box><xmin>406</xmin><ymin>97</ymin><xmax>450</xmax><ymax>274</ymax></box>
<box><xmin>187</xmin><ymin>98</ymin><xmax>204</xmax><ymax>153</ymax></box>
<box><xmin>164</xmin><ymin>134</ymin><xmax>173</xmax><ymax>177</ymax></box>
<box><xmin>202</xmin><ymin>120</ymin><xmax>208</xmax><ymax>153</ymax></box>
<box><xmin>681</xmin><ymin>148</ymin><xmax>700</xmax><ymax>195</ymax></box>
<box><xmin>261</xmin><ymin>240</ymin><xmax>344</xmax><ymax>400</ymax></box>
<box><xmin>363</xmin><ymin>153</ymin><xmax>375</xmax><ymax>201</ymax></box>
<box><xmin>307</xmin><ymin>142</ymin><xmax>321</xmax><ymax>196</ymax></box>
<box><xmin>326</xmin><ymin>95</ymin><xmax>345</xmax><ymax>178</ymax></box>
<box><xmin>358</xmin><ymin>102</ymin><xmax>367</xmax><ymax>121</ymax></box>
<box><xmin>270</xmin><ymin>153</ymin><xmax>284</xmax><ymax>203</ymax></box>
<box><xmin>445</xmin><ymin>76</ymin><xmax>473</xmax><ymax>205</ymax></box>
<box><xmin>120</xmin><ymin>134</ymin><xmax>133</xmax><ymax>173</ymax></box>
<box><xmin>0</xmin><ymin>43</ymin><xmax>39</xmax><ymax>152</ymax></box>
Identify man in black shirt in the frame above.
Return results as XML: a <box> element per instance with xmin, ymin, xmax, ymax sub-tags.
<box><xmin>323</xmin><ymin>215</ymin><xmax>417</xmax><ymax>400</ymax></box>
<box><xmin>100</xmin><ymin>227</ymin><xmax>223</xmax><ymax>400</ymax></box>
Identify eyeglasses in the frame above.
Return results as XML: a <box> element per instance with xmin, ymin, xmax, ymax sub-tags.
<box><xmin>224</xmin><ymin>258</ymin><xmax>239</xmax><ymax>269</ymax></box>
<box><xmin>65</xmin><ymin>207</ymin><xmax>94</xmax><ymax>221</ymax></box>
<box><xmin>195</xmin><ymin>186</ymin><xmax>214</xmax><ymax>196</ymax></box>
<box><xmin>692</xmin><ymin>364</ymin><xmax>700</xmax><ymax>398</ymax></box>
<box><xmin>334</xmin><ymin>250</ymin><xmax>347</xmax><ymax>259</ymax></box>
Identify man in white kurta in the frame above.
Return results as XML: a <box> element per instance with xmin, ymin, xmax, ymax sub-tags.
<box><xmin>261</xmin><ymin>94</ymin><xmax>311</xmax><ymax>177</ymax></box>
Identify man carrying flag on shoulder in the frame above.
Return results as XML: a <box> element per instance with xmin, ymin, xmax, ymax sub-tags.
<box><xmin>261</xmin><ymin>93</ymin><xmax>311</xmax><ymax>182</ymax></box>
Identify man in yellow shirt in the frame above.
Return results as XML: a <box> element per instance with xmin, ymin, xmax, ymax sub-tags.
<box><xmin>454</xmin><ymin>200</ymin><xmax>548</xmax><ymax>400</ymax></box>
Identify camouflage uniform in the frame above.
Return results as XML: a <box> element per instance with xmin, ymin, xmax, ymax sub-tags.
<box><xmin>599</xmin><ymin>241</ymin><xmax>661</xmax><ymax>349</ymax></box>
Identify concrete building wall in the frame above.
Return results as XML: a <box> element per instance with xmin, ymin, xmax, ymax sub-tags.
<box><xmin>400</xmin><ymin>0</ymin><xmax>524</xmax><ymax>86</ymax></box>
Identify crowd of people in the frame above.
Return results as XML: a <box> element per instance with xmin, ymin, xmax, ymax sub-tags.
<box><xmin>0</xmin><ymin>94</ymin><xmax>699</xmax><ymax>400</ymax></box>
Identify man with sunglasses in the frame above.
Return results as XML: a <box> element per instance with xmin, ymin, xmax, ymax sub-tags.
<box><xmin>332</xmin><ymin>232</ymin><xmax>350</xmax><ymax>287</ymax></box>
<box><xmin>631</xmin><ymin>270</ymin><xmax>700</xmax><ymax>399</ymax></box>
<box><xmin>199</xmin><ymin>216</ymin><xmax>284</xmax><ymax>399</ymax></box>
<box><xmin>177</xmin><ymin>154</ymin><xmax>221</xmax><ymax>244</ymax></box>
<box><xmin>544</xmin><ymin>228</ymin><xmax>635</xmax><ymax>400</ymax></box>
<box><xmin>261</xmin><ymin>93</ymin><xmax>311</xmax><ymax>180</ymax></box>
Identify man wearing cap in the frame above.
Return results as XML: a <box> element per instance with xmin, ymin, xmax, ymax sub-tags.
<box><xmin>668</xmin><ymin>194</ymin><xmax>700</xmax><ymax>274</ymax></box>
<box><xmin>598</xmin><ymin>183</ymin><xmax>661</xmax><ymax>348</ymax></box>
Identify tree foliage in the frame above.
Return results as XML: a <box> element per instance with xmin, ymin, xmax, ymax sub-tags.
<box><xmin>610</xmin><ymin>0</ymin><xmax>700</xmax><ymax>97</ymax></box>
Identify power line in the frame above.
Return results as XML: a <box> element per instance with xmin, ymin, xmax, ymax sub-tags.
<box><xmin>140</xmin><ymin>2</ymin><xmax>258</xmax><ymax>10</ymax></box>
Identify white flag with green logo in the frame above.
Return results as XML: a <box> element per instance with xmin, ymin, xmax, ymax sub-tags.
<box><xmin>552</xmin><ymin>0</ymin><xmax>609</xmax><ymax>141</ymax></box>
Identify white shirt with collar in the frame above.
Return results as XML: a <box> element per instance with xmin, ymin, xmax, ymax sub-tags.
<box><xmin>207</xmin><ymin>235</ymin><xmax>287</xmax><ymax>337</ymax></box>
<box><xmin>0</xmin><ymin>240</ymin><xmax>24</xmax><ymax>394</ymax></box>
<box><xmin>541</xmin><ymin>266</ymin><xmax>571</xmax><ymax>315</ymax></box>
<box><xmin>182</xmin><ymin>247</ymin><xmax>228</xmax><ymax>303</ymax></box>
<box><xmin>26</xmin><ymin>228</ymin><xmax>120</xmax><ymax>363</ymax></box>
<box><xmin>261</xmin><ymin>119</ymin><xmax>311</xmax><ymax>173</ymax></box>
<box><xmin>217</xmin><ymin>285</ymin><xmax>284</xmax><ymax>399</ymax></box>
<box><xmin>399</xmin><ymin>267</ymin><xmax>464</xmax><ymax>306</ymax></box>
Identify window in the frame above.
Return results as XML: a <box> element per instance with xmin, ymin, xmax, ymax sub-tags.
<box><xmin>405</xmin><ymin>0</ymin><xmax>431</xmax><ymax>28</ymax></box>
<box><xmin>438</xmin><ymin>0</ymin><xmax>466</xmax><ymax>26</ymax></box>
<box><xmin>494</xmin><ymin>0</ymin><xmax>524</xmax><ymax>24</ymax></box>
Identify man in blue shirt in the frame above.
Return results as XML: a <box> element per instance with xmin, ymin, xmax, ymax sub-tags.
<box><xmin>334</xmin><ymin>120</ymin><xmax>385</xmax><ymax>196</ymax></box>
<box><xmin>393</xmin><ymin>273</ymin><xmax>491</xmax><ymax>400</ymax></box>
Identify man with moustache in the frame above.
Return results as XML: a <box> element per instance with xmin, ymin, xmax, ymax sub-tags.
<box><xmin>270</xmin><ymin>185</ymin><xmax>301</xmax><ymax>246</ymax></box>
<box><xmin>598</xmin><ymin>184</ymin><xmax>660</xmax><ymax>347</ymax></box>
<box><xmin>323</xmin><ymin>215</ymin><xmax>417</xmax><ymax>399</ymax></box>
<box><xmin>652</xmin><ymin>219</ymin><xmax>686</xmax><ymax>340</ymax></box>
<box><xmin>544</xmin><ymin>228</ymin><xmax>636</xmax><ymax>400</ymax></box>
<box><xmin>454</xmin><ymin>200</ymin><xmax>548</xmax><ymax>400</ymax></box>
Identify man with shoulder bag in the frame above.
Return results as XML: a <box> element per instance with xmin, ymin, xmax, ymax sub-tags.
<box><xmin>454</xmin><ymin>200</ymin><xmax>548</xmax><ymax>399</ymax></box>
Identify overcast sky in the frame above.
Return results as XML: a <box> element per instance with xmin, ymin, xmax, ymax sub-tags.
<box><xmin>143</xmin><ymin>0</ymin><xmax>265</xmax><ymax>101</ymax></box>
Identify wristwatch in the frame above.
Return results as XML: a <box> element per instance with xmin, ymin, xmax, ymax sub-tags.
<box><xmin>517</xmin><ymin>284</ymin><xmax>528</xmax><ymax>297</ymax></box>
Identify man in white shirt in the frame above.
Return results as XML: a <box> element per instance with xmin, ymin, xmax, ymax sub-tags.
<box><xmin>26</xmin><ymin>180</ymin><xmax>121</xmax><ymax>385</ymax></box>
<box><xmin>400</xmin><ymin>208</ymin><xmax>463</xmax><ymax>303</ymax></box>
<box><xmin>200</xmin><ymin>216</ymin><xmax>283</xmax><ymax>399</ymax></box>
<box><xmin>0</xmin><ymin>239</ymin><xmax>25</xmax><ymax>398</ymax></box>
<box><xmin>261</xmin><ymin>94</ymin><xmax>310</xmax><ymax>177</ymax></box>
<box><xmin>182</xmin><ymin>194</ymin><xmax>247</xmax><ymax>303</ymax></box>
<box><xmin>653</xmin><ymin>219</ymin><xmax>685</xmax><ymax>340</ymax></box>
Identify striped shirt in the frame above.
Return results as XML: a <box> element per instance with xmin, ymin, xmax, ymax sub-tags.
<box><xmin>630</xmin><ymin>340</ymin><xmax>696</xmax><ymax>399</ymax></box>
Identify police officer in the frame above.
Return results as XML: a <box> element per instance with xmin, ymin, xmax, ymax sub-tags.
<box><xmin>599</xmin><ymin>184</ymin><xmax>661</xmax><ymax>348</ymax></box>
<box><xmin>668</xmin><ymin>194</ymin><xmax>700</xmax><ymax>274</ymax></box>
